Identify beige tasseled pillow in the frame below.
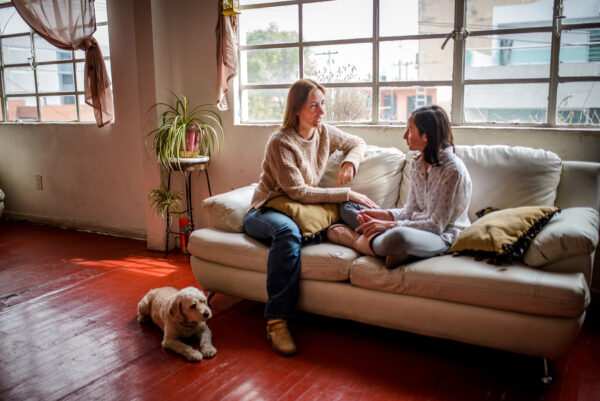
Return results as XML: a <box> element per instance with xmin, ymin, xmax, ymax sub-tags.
<box><xmin>264</xmin><ymin>195</ymin><xmax>340</xmax><ymax>241</ymax></box>
<box><xmin>449</xmin><ymin>206</ymin><xmax>560</xmax><ymax>265</ymax></box>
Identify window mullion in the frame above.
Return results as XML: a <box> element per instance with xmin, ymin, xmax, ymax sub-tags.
<box><xmin>299</xmin><ymin>3</ymin><xmax>304</xmax><ymax>79</ymax></box>
<box><xmin>547</xmin><ymin>0</ymin><xmax>563</xmax><ymax>126</ymax></box>
<box><xmin>372</xmin><ymin>0</ymin><xmax>378</xmax><ymax>124</ymax></box>
<box><xmin>0</xmin><ymin>36</ymin><xmax>6</xmax><ymax>121</ymax></box>
<box><xmin>73</xmin><ymin>51</ymin><xmax>80</xmax><ymax>121</ymax></box>
<box><xmin>30</xmin><ymin>32</ymin><xmax>41</xmax><ymax>121</ymax></box>
<box><xmin>451</xmin><ymin>0</ymin><xmax>466</xmax><ymax>124</ymax></box>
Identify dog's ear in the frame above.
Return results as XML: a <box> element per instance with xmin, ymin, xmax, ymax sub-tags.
<box><xmin>168</xmin><ymin>296</ymin><xmax>184</xmax><ymax>322</ymax></box>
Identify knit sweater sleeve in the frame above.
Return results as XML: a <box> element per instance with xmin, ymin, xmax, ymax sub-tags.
<box><xmin>325</xmin><ymin>124</ymin><xmax>366</xmax><ymax>173</ymax></box>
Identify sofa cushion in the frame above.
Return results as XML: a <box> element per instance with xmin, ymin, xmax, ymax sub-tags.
<box><xmin>264</xmin><ymin>195</ymin><xmax>339</xmax><ymax>238</ymax></box>
<box><xmin>455</xmin><ymin>145</ymin><xmax>562</xmax><ymax>222</ymax></box>
<box><xmin>449</xmin><ymin>206</ymin><xmax>560</xmax><ymax>265</ymax></box>
<box><xmin>524</xmin><ymin>207</ymin><xmax>600</xmax><ymax>268</ymax></box>
<box><xmin>349</xmin><ymin>254</ymin><xmax>590</xmax><ymax>318</ymax></box>
<box><xmin>188</xmin><ymin>228</ymin><xmax>358</xmax><ymax>282</ymax></box>
<box><xmin>201</xmin><ymin>184</ymin><xmax>256</xmax><ymax>232</ymax></box>
<box><xmin>320</xmin><ymin>145</ymin><xmax>405</xmax><ymax>209</ymax></box>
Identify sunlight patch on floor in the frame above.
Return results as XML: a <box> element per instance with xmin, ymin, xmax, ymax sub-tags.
<box><xmin>67</xmin><ymin>257</ymin><xmax>183</xmax><ymax>277</ymax></box>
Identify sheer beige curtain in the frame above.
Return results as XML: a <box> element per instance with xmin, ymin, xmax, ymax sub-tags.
<box><xmin>13</xmin><ymin>0</ymin><xmax>113</xmax><ymax>127</ymax></box>
<box><xmin>216</xmin><ymin>1</ymin><xmax>239</xmax><ymax>111</ymax></box>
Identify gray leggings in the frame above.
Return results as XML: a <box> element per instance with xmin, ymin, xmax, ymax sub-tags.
<box><xmin>339</xmin><ymin>201</ymin><xmax>449</xmax><ymax>258</ymax></box>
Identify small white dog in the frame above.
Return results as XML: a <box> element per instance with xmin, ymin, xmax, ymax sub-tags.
<box><xmin>137</xmin><ymin>286</ymin><xmax>217</xmax><ymax>362</ymax></box>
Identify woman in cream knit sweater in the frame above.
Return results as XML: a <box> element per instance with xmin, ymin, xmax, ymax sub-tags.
<box><xmin>243</xmin><ymin>79</ymin><xmax>377</xmax><ymax>356</ymax></box>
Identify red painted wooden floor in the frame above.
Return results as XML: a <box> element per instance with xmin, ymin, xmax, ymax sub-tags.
<box><xmin>1</xmin><ymin>220</ymin><xmax>599</xmax><ymax>401</ymax></box>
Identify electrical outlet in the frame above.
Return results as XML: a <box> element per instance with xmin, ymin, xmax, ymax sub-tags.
<box><xmin>36</xmin><ymin>175</ymin><xmax>43</xmax><ymax>190</ymax></box>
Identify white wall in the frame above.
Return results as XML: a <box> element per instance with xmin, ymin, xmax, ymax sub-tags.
<box><xmin>0</xmin><ymin>0</ymin><xmax>598</xmax><ymax>252</ymax></box>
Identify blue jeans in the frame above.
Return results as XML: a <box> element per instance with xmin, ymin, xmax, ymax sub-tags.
<box><xmin>243</xmin><ymin>208</ymin><xmax>302</xmax><ymax>320</ymax></box>
<box><xmin>339</xmin><ymin>201</ymin><xmax>449</xmax><ymax>258</ymax></box>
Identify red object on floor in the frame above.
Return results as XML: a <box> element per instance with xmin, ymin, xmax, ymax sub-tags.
<box><xmin>0</xmin><ymin>220</ymin><xmax>599</xmax><ymax>401</ymax></box>
<box><xmin>179</xmin><ymin>217</ymin><xmax>190</xmax><ymax>253</ymax></box>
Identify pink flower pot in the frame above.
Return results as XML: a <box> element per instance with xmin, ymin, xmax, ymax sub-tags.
<box><xmin>180</xmin><ymin>126</ymin><xmax>200</xmax><ymax>158</ymax></box>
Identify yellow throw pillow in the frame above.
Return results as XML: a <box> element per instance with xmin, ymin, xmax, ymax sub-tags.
<box><xmin>449</xmin><ymin>206</ymin><xmax>560</xmax><ymax>265</ymax></box>
<box><xmin>264</xmin><ymin>195</ymin><xmax>340</xmax><ymax>240</ymax></box>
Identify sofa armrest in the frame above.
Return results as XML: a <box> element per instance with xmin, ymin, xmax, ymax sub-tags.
<box><xmin>556</xmin><ymin>161</ymin><xmax>600</xmax><ymax>211</ymax></box>
<box><xmin>524</xmin><ymin>207</ymin><xmax>599</xmax><ymax>283</ymax></box>
<box><xmin>201</xmin><ymin>184</ymin><xmax>256</xmax><ymax>232</ymax></box>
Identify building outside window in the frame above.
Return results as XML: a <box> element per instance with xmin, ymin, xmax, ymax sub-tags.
<box><xmin>237</xmin><ymin>0</ymin><xmax>600</xmax><ymax>127</ymax></box>
<box><xmin>0</xmin><ymin>0</ymin><xmax>111</xmax><ymax>123</ymax></box>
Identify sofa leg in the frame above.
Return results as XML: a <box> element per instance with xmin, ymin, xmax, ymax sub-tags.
<box><xmin>207</xmin><ymin>291</ymin><xmax>215</xmax><ymax>306</ymax></box>
<box><xmin>541</xmin><ymin>358</ymin><xmax>553</xmax><ymax>384</ymax></box>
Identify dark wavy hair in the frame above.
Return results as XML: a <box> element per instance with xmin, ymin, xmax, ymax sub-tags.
<box><xmin>410</xmin><ymin>105</ymin><xmax>454</xmax><ymax>165</ymax></box>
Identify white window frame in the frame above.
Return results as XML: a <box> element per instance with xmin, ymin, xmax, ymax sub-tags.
<box><xmin>236</xmin><ymin>0</ymin><xmax>600</xmax><ymax>128</ymax></box>
<box><xmin>0</xmin><ymin>1</ymin><xmax>111</xmax><ymax>123</ymax></box>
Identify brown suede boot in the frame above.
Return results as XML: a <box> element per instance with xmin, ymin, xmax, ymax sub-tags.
<box><xmin>327</xmin><ymin>224</ymin><xmax>359</xmax><ymax>248</ymax></box>
<box><xmin>328</xmin><ymin>224</ymin><xmax>377</xmax><ymax>256</ymax></box>
<box><xmin>266</xmin><ymin>319</ymin><xmax>298</xmax><ymax>356</ymax></box>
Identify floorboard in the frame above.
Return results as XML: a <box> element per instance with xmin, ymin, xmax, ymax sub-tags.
<box><xmin>1</xmin><ymin>220</ymin><xmax>599</xmax><ymax>401</ymax></box>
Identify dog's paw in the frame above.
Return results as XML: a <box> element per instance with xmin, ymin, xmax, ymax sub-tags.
<box><xmin>201</xmin><ymin>345</ymin><xmax>217</xmax><ymax>358</ymax></box>
<box><xmin>137</xmin><ymin>314</ymin><xmax>151</xmax><ymax>324</ymax></box>
<box><xmin>184</xmin><ymin>349</ymin><xmax>204</xmax><ymax>362</ymax></box>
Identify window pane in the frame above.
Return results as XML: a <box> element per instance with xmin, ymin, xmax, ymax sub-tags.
<box><xmin>76</xmin><ymin>62</ymin><xmax>85</xmax><ymax>91</ymax></box>
<box><xmin>380</xmin><ymin>0</ymin><xmax>454</xmax><ymax>36</ymax></box>
<box><xmin>4</xmin><ymin>67</ymin><xmax>35</xmax><ymax>94</ymax></box>
<box><xmin>95</xmin><ymin>0</ymin><xmax>108</xmax><ymax>24</ymax></box>
<box><xmin>379</xmin><ymin>86</ymin><xmax>451</xmax><ymax>122</ymax></box>
<box><xmin>6</xmin><ymin>97</ymin><xmax>37</xmax><ymax>121</ymax></box>
<box><xmin>563</xmin><ymin>0</ymin><xmax>598</xmax><ymax>24</ymax></box>
<box><xmin>95</xmin><ymin>25</ymin><xmax>110</xmax><ymax>56</ymax></box>
<box><xmin>239</xmin><ymin>5</ymin><xmax>297</xmax><ymax>45</ymax></box>
<box><xmin>35</xmin><ymin>35</ymin><xmax>72</xmax><ymax>62</ymax></box>
<box><xmin>0</xmin><ymin>7</ymin><xmax>30</xmax><ymax>35</ymax></box>
<box><xmin>303</xmin><ymin>0</ymin><xmax>372</xmax><ymax>42</ymax></box>
<box><xmin>2</xmin><ymin>36</ymin><xmax>31</xmax><ymax>65</ymax></box>
<box><xmin>37</xmin><ymin>63</ymin><xmax>76</xmax><ymax>93</ymax></box>
<box><xmin>304</xmin><ymin>44</ymin><xmax>372</xmax><ymax>83</ymax></box>
<box><xmin>79</xmin><ymin>95</ymin><xmax>96</xmax><ymax>122</ymax></box>
<box><xmin>241</xmin><ymin>88</ymin><xmax>288</xmax><ymax>122</ymax></box>
<box><xmin>40</xmin><ymin>95</ymin><xmax>77</xmax><ymax>121</ymax></box>
<box><xmin>241</xmin><ymin>48</ymin><xmax>299</xmax><ymax>84</ymax></box>
<box><xmin>466</xmin><ymin>0</ymin><xmax>552</xmax><ymax>31</ymax></box>
<box><xmin>465</xmin><ymin>33</ymin><xmax>551</xmax><ymax>79</ymax></box>
<box><xmin>325</xmin><ymin>87</ymin><xmax>372</xmax><ymax>122</ymax></box>
<box><xmin>557</xmin><ymin>82</ymin><xmax>600</xmax><ymax>126</ymax></box>
<box><xmin>464</xmin><ymin>83</ymin><xmax>548</xmax><ymax>124</ymax></box>
<box><xmin>559</xmin><ymin>29</ymin><xmax>600</xmax><ymax>77</ymax></box>
<box><xmin>380</xmin><ymin>39</ymin><xmax>453</xmax><ymax>82</ymax></box>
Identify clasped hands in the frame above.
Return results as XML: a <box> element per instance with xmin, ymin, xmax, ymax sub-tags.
<box><xmin>355</xmin><ymin>209</ymin><xmax>396</xmax><ymax>237</ymax></box>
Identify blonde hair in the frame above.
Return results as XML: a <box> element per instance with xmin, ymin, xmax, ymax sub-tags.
<box><xmin>281</xmin><ymin>79</ymin><xmax>326</xmax><ymax>130</ymax></box>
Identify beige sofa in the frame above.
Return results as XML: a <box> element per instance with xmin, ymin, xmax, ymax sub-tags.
<box><xmin>188</xmin><ymin>145</ymin><xmax>600</xmax><ymax>367</ymax></box>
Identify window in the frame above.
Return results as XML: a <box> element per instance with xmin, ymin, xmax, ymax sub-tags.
<box><xmin>237</xmin><ymin>0</ymin><xmax>600</xmax><ymax>127</ymax></box>
<box><xmin>0</xmin><ymin>0</ymin><xmax>111</xmax><ymax>123</ymax></box>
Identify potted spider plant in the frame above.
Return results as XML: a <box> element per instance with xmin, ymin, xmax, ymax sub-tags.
<box><xmin>146</xmin><ymin>92</ymin><xmax>224</xmax><ymax>171</ymax></box>
<box><xmin>148</xmin><ymin>185</ymin><xmax>191</xmax><ymax>252</ymax></box>
<box><xmin>148</xmin><ymin>184</ymin><xmax>183</xmax><ymax>223</ymax></box>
